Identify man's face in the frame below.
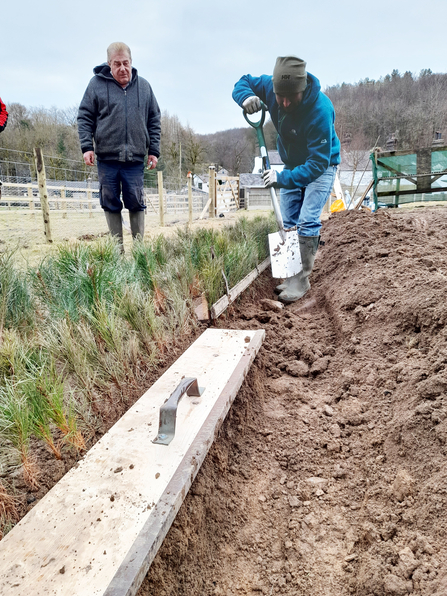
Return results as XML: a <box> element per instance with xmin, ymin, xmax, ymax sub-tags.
<box><xmin>109</xmin><ymin>52</ymin><xmax>132</xmax><ymax>87</ymax></box>
<box><xmin>275</xmin><ymin>92</ymin><xmax>303</xmax><ymax>113</ymax></box>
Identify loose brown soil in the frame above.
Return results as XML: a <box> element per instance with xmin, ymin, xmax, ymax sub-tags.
<box><xmin>138</xmin><ymin>206</ymin><xmax>447</xmax><ymax>596</ymax></box>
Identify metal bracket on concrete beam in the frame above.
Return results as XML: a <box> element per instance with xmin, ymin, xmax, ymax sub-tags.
<box><xmin>153</xmin><ymin>378</ymin><xmax>205</xmax><ymax>445</ymax></box>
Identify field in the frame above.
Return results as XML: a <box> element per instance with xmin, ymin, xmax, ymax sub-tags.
<box><xmin>2</xmin><ymin>204</ymin><xmax>447</xmax><ymax>595</ymax></box>
<box><xmin>0</xmin><ymin>209</ymin><xmax>272</xmax><ymax>267</ymax></box>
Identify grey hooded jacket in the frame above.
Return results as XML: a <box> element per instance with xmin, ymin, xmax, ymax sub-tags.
<box><xmin>77</xmin><ymin>63</ymin><xmax>161</xmax><ymax>162</ymax></box>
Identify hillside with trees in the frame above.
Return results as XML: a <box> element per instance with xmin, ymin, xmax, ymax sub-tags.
<box><xmin>326</xmin><ymin>68</ymin><xmax>447</xmax><ymax>151</ymax></box>
<box><xmin>1</xmin><ymin>69</ymin><xmax>446</xmax><ymax>181</ymax></box>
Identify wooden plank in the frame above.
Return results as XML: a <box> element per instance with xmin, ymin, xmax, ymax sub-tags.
<box><xmin>211</xmin><ymin>257</ymin><xmax>271</xmax><ymax>319</ymax></box>
<box><xmin>234</xmin><ymin>178</ymin><xmax>240</xmax><ymax>209</ymax></box>
<box><xmin>0</xmin><ymin>196</ymin><xmax>99</xmax><ymax>205</ymax></box>
<box><xmin>87</xmin><ymin>186</ymin><xmax>93</xmax><ymax>218</ymax></box>
<box><xmin>377</xmin><ymin>185</ymin><xmax>447</xmax><ymax>198</ymax></box>
<box><xmin>144</xmin><ymin>192</ymin><xmax>158</xmax><ymax>215</ymax></box>
<box><xmin>2</xmin><ymin>182</ymin><xmax>98</xmax><ymax>195</ymax></box>
<box><xmin>225</xmin><ymin>179</ymin><xmax>239</xmax><ymax>210</ymax></box>
<box><xmin>375</xmin><ymin>145</ymin><xmax>447</xmax><ymax>158</ymax></box>
<box><xmin>187</xmin><ymin>174</ymin><xmax>193</xmax><ymax>225</ymax></box>
<box><xmin>355</xmin><ymin>179</ymin><xmax>374</xmax><ymax>209</ymax></box>
<box><xmin>209</xmin><ymin>166</ymin><xmax>216</xmax><ymax>218</ymax></box>
<box><xmin>157</xmin><ymin>171</ymin><xmax>164</xmax><ymax>226</ymax></box>
<box><xmin>0</xmin><ymin>329</ymin><xmax>264</xmax><ymax>596</ymax></box>
<box><xmin>213</xmin><ymin>175</ymin><xmax>239</xmax><ymax>182</ymax></box>
<box><xmin>199</xmin><ymin>197</ymin><xmax>211</xmax><ymax>219</ymax></box>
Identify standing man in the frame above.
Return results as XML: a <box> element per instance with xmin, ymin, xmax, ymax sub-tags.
<box><xmin>78</xmin><ymin>42</ymin><xmax>161</xmax><ymax>248</ymax></box>
<box><xmin>0</xmin><ymin>98</ymin><xmax>7</xmax><ymax>199</ymax></box>
<box><xmin>233</xmin><ymin>56</ymin><xmax>340</xmax><ymax>303</ymax></box>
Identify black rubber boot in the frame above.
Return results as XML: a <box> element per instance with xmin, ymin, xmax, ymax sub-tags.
<box><xmin>278</xmin><ymin>235</ymin><xmax>319</xmax><ymax>303</ymax></box>
<box><xmin>104</xmin><ymin>211</ymin><xmax>124</xmax><ymax>252</ymax></box>
<box><xmin>129</xmin><ymin>211</ymin><xmax>145</xmax><ymax>240</ymax></box>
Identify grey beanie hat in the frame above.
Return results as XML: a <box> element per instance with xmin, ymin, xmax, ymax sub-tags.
<box><xmin>273</xmin><ymin>56</ymin><xmax>307</xmax><ymax>95</ymax></box>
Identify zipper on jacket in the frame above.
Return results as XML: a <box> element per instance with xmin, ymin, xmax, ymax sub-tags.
<box><xmin>124</xmin><ymin>89</ymin><xmax>128</xmax><ymax>161</ymax></box>
<box><xmin>278</xmin><ymin>112</ymin><xmax>291</xmax><ymax>163</ymax></box>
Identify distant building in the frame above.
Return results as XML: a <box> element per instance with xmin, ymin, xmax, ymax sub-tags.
<box><xmin>239</xmin><ymin>173</ymin><xmax>270</xmax><ymax>210</ymax></box>
<box><xmin>239</xmin><ymin>173</ymin><xmax>264</xmax><ymax>193</ymax></box>
<box><xmin>192</xmin><ymin>168</ymin><xmax>229</xmax><ymax>192</ymax></box>
<box><xmin>433</xmin><ymin>131</ymin><xmax>444</xmax><ymax>146</ymax></box>
<box><xmin>193</xmin><ymin>173</ymin><xmax>209</xmax><ymax>192</ymax></box>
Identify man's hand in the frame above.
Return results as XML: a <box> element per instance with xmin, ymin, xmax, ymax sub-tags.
<box><xmin>242</xmin><ymin>96</ymin><xmax>261</xmax><ymax>115</ymax></box>
<box><xmin>147</xmin><ymin>155</ymin><xmax>158</xmax><ymax>169</ymax></box>
<box><xmin>83</xmin><ymin>151</ymin><xmax>95</xmax><ymax>166</ymax></box>
<box><xmin>263</xmin><ymin>169</ymin><xmax>278</xmax><ymax>188</ymax></box>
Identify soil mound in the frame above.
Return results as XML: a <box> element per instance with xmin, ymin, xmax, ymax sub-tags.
<box><xmin>140</xmin><ymin>207</ymin><xmax>447</xmax><ymax>596</ymax></box>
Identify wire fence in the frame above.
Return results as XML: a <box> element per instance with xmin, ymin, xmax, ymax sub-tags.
<box><xmin>0</xmin><ymin>177</ymin><xmax>209</xmax><ymax>215</ymax></box>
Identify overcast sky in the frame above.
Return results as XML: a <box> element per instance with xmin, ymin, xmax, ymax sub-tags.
<box><xmin>2</xmin><ymin>0</ymin><xmax>446</xmax><ymax>135</ymax></box>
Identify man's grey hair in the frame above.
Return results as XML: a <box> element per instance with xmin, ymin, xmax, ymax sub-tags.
<box><xmin>107</xmin><ymin>42</ymin><xmax>132</xmax><ymax>62</ymax></box>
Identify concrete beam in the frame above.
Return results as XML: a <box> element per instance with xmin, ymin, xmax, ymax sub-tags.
<box><xmin>0</xmin><ymin>328</ymin><xmax>265</xmax><ymax>596</ymax></box>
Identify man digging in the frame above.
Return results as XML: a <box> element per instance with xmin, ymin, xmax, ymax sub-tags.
<box><xmin>78</xmin><ymin>42</ymin><xmax>161</xmax><ymax>249</ymax></box>
<box><xmin>233</xmin><ymin>56</ymin><xmax>340</xmax><ymax>302</ymax></box>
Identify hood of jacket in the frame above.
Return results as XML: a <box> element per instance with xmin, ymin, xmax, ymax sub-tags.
<box><xmin>92</xmin><ymin>63</ymin><xmax>142</xmax><ymax>113</ymax></box>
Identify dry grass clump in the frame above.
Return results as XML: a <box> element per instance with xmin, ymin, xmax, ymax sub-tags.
<box><xmin>0</xmin><ymin>480</ymin><xmax>19</xmax><ymax>539</ymax></box>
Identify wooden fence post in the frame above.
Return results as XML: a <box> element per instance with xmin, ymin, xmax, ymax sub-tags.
<box><xmin>87</xmin><ymin>177</ymin><xmax>93</xmax><ymax>218</ymax></box>
<box><xmin>33</xmin><ymin>147</ymin><xmax>53</xmax><ymax>243</ymax></box>
<box><xmin>236</xmin><ymin>176</ymin><xmax>240</xmax><ymax>209</ymax></box>
<box><xmin>61</xmin><ymin>187</ymin><xmax>67</xmax><ymax>219</ymax></box>
<box><xmin>27</xmin><ymin>185</ymin><xmax>35</xmax><ymax>218</ymax></box>
<box><xmin>158</xmin><ymin>171</ymin><xmax>165</xmax><ymax>226</ymax></box>
<box><xmin>187</xmin><ymin>172</ymin><xmax>193</xmax><ymax>225</ymax></box>
<box><xmin>209</xmin><ymin>166</ymin><xmax>216</xmax><ymax>219</ymax></box>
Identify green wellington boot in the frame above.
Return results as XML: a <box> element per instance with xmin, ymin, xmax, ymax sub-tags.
<box><xmin>278</xmin><ymin>235</ymin><xmax>319</xmax><ymax>303</ymax></box>
<box><xmin>104</xmin><ymin>211</ymin><xmax>124</xmax><ymax>252</ymax></box>
<box><xmin>129</xmin><ymin>211</ymin><xmax>145</xmax><ymax>240</ymax></box>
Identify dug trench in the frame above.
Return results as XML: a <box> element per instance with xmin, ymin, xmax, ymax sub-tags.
<box><xmin>138</xmin><ymin>207</ymin><xmax>447</xmax><ymax>596</ymax></box>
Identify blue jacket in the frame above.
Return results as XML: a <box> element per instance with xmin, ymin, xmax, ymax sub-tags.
<box><xmin>78</xmin><ymin>64</ymin><xmax>161</xmax><ymax>162</ymax></box>
<box><xmin>232</xmin><ymin>72</ymin><xmax>340</xmax><ymax>189</ymax></box>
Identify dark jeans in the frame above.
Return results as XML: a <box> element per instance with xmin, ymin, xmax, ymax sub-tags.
<box><xmin>97</xmin><ymin>160</ymin><xmax>146</xmax><ymax>213</ymax></box>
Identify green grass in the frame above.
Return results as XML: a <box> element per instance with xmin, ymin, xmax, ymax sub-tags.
<box><xmin>0</xmin><ymin>252</ymin><xmax>36</xmax><ymax>336</ymax></box>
